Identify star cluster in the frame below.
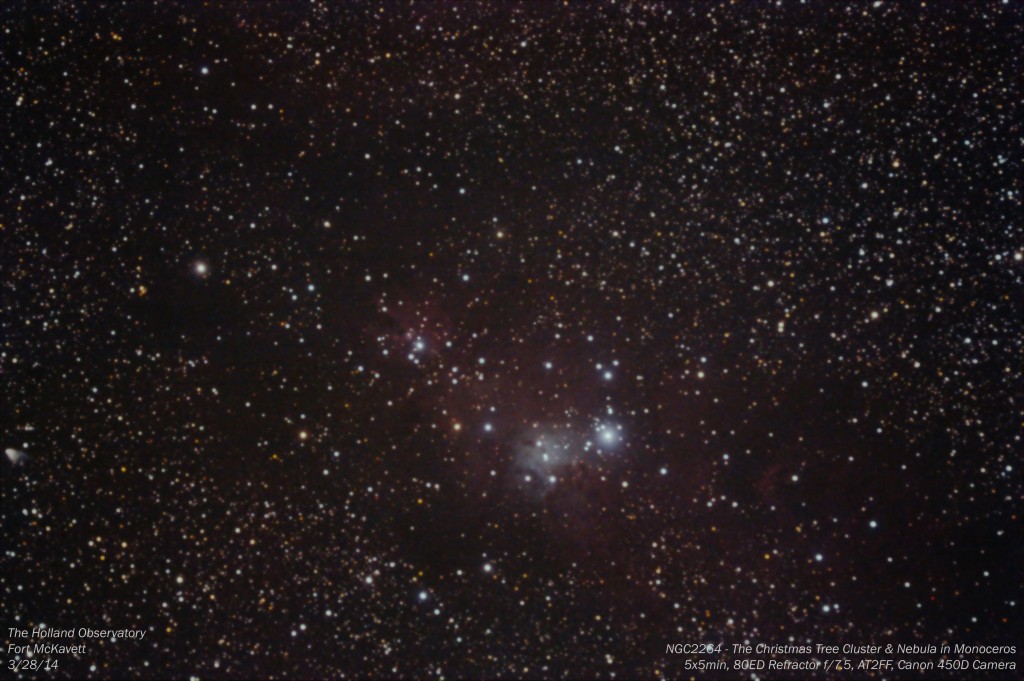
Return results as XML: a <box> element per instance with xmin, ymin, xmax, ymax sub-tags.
<box><xmin>2</xmin><ymin>2</ymin><xmax>1022</xmax><ymax>678</ymax></box>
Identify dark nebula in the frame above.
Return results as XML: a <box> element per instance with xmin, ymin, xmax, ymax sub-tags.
<box><xmin>2</xmin><ymin>2</ymin><xmax>1021</xmax><ymax>679</ymax></box>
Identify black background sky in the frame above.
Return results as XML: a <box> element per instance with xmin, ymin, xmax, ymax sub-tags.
<box><xmin>2</xmin><ymin>2</ymin><xmax>1021</xmax><ymax>679</ymax></box>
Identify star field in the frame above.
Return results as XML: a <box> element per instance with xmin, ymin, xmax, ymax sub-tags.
<box><xmin>2</xmin><ymin>2</ymin><xmax>1022</xmax><ymax>679</ymax></box>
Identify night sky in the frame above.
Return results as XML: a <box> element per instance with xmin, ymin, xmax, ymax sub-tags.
<box><xmin>2</xmin><ymin>2</ymin><xmax>1022</xmax><ymax>679</ymax></box>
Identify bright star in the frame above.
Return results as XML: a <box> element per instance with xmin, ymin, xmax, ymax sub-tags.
<box><xmin>595</xmin><ymin>423</ymin><xmax>622</xmax><ymax>447</ymax></box>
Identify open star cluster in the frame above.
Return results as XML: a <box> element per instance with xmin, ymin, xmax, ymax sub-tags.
<box><xmin>2</xmin><ymin>2</ymin><xmax>1021</xmax><ymax>678</ymax></box>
